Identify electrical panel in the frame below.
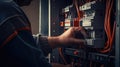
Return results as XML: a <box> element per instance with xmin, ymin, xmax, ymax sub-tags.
<box><xmin>50</xmin><ymin>0</ymin><xmax>116</xmax><ymax>67</ymax></box>
<box><xmin>62</xmin><ymin>1</ymin><xmax>106</xmax><ymax>48</ymax></box>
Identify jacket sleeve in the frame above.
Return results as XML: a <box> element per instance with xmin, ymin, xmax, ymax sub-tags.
<box><xmin>0</xmin><ymin>1</ymin><xmax>52</xmax><ymax>67</ymax></box>
<box><xmin>0</xmin><ymin>9</ymin><xmax>52</xmax><ymax>67</ymax></box>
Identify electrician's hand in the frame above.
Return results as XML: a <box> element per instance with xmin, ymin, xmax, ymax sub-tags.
<box><xmin>58</xmin><ymin>27</ymin><xmax>87</xmax><ymax>47</ymax></box>
<box><xmin>48</xmin><ymin>27</ymin><xmax>87</xmax><ymax>49</ymax></box>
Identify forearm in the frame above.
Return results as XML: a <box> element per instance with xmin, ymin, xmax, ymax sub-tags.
<box><xmin>48</xmin><ymin>36</ymin><xmax>61</xmax><ymax>49</ymax></box>
<box><xmin>33</xmin><ymin>34</ymin><xmax>64</xmax><ymax>55</ymax></box>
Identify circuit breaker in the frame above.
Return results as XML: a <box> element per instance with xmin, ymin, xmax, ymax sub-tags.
<box><xmin>79</xmin><ymin>1</ymin><xmax>106</xmax><ymax>48</ymax></box>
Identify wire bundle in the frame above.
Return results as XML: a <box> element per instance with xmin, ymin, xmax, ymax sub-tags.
<box><xmin>100</xmin><ymin>0</ymin><xmax>116</xmax><ymax>53</ymax></box>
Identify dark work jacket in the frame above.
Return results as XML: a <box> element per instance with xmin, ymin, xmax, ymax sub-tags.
<box><xmin>0</xmin><ymin>0</ymin><xmax>52</xmax><ymax>67</ymax></box>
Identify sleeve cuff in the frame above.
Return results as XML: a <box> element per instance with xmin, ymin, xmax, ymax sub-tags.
<box><xmin>33</xmin><ymin>34</ymin><xmax>52</xmax><ymax>56</ymax></box>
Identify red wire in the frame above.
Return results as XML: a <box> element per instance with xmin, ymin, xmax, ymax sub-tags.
<box><xmin>58</xmin><ymin>48</ymin><xmax>68</xmax><ymax>64</ymax></box>
<box><xmin>104</xmin><ymin>0</ymin><xmax>111</xmax><ymax>49</ymax></box>
<box><xmin>100</xmin><ymin>0</ymin><xmax>115</xmax><ymax>53</ymax></box>
<box><xmin>100</xmin><ymin>0</ymin><xmax>111</xmax><ymax>53</ymax></box>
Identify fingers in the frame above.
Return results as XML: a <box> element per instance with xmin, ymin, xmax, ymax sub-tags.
<box><xmin>73</xmin><ymin>27</ymin><xmax>88</xmax><ymax>38</ymax></box>
<box><xmin>80</xmin><ymin>27</ymin><xmax>88</xmax><ymax>38</ymax></box>
<box><xmin>68</xmin><ymin>38</ymin><xmax>86</xmax><ymax>49</ymax></box>
<box><xmin>73</xmin><ymin>38</ymin><xmax>86</xmax><ymax>45</ymax></box>
<box><xmin>69</xmin><ymin>38</ymin><xmax>86</xmax><ymax>45</ymax></box>
<box><xmin>59</xmin><ymin>27</ymin><xmax>87</xmax><ymax>47</ymax></box>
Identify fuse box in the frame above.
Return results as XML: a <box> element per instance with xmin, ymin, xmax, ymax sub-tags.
<box><xmin>50</xmin><ymin>0</ymin><xmax>116</xmax><ymax>67</ymax></box>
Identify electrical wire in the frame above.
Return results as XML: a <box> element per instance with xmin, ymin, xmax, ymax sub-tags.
<box><xmin>102</xmin><ymin>0</ymin><xmax>111</xmax><ymax>50</ymax></box>
<box><xmin>75</xmin><ymin>0</ymin><xmax>84</xmax><ymax>20</ymax></box>
<box><xmin>58</xmin><ymin>48</ymin><xmax>68</xmax><ymax>65</ymax></box>
<box><xmin>100</xmin><ymin>0</ymin><xmax>116</xmax><ymax>53</ymax></box>
<box><xmin>74</xmin><ymin>0</ymin><xmax>81</xmax><ymax>19</ymax></box>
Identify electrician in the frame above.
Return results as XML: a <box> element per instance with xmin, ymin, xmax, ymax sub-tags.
<box><xmin>0</xmin><ymin>0</ymin><xmax>87</xmax><ymax>67</ymax></box>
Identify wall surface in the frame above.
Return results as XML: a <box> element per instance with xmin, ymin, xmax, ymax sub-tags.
<box><xmin>41</xmin><ymin>0</ymin><xmax>49</xmax><ymax>36</ymax></box>
<box><xmin>21</xmin><ymin>0</ymin><xmax>39</xmax><ymax>34</ymax></box>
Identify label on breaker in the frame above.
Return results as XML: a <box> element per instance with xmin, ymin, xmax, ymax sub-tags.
<box><xmin>82</xmin><ymin>20</ymin><xmax>92</xmax><ymax>26</ymax></box>
<box><xmin>65</xmin><ymin>19</ymin><xmax>71</xmax><ymax>26</ymax></box>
